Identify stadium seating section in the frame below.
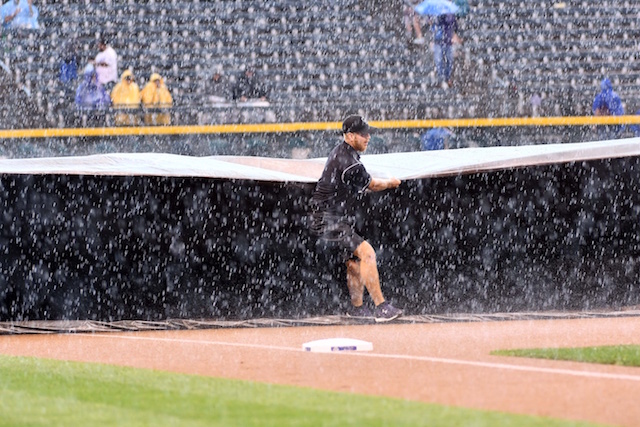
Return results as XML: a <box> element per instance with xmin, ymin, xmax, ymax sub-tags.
<box><xmin>1</xmin><ymin>0</ymin><xmax>639</xmax><ymax>128</ymax></box>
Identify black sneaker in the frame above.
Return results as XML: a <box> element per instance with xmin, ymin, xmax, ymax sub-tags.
<box><xmin>346</xmin><ymin>304</ymin><xmax>373</xmax><ymax>319</ymax></box>
<box><xmin>374</xmin><ymin>301</ymin><xmax>402</xmax><ymax>323</ymax></box>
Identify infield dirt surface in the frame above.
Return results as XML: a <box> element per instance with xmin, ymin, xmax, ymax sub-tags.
<box><xmin>1</xmin><ymin>315</ymin><xmax>640</xmax><ymax>426</ymax></box>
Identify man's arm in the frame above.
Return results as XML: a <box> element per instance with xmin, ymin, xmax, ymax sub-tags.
<box><xmin>368</xmin><ymin>177</ymin><xmax>401</xmax><ymax>192</ymax></box>
<box><xmin>94</xmin><ymin>52</ymin><xmax>106</xmax><ymax>67</ymax></box>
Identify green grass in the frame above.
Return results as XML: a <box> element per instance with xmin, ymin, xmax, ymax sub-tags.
<box><xmin>0</xmin><ymin>354</ymin><xmax>607</xmax><ymax>427</ymax></box>
<box><xmin>492</xmin><ymin>345</ymin><xmax>640</xmax><ymax>367</ymax></box>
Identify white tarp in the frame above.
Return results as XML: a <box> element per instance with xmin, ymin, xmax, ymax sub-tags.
<box><xmin>0</xmin><ymin>138</ymin><xmax>638</xmax><ymax>182</ymax></box>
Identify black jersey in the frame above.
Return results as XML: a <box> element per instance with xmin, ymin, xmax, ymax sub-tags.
<box><xmin>310</xmin><ymin>142</ymin><xmax>372</xmax><ymax>234</ymax></box>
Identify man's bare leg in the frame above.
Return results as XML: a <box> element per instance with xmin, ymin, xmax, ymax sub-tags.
<box><xmin>346</xmin><ymin>258</ymin><xmax>364</xmax><ymax>307</ymax></box>
<box><xmin>413</xmin><ymin>16</ymin><xmax>424</xmax><ymax>39</ymax></box>
<box><xmin>347</xmin><ymin>241</ymin><xmax>385</xmax><ymax>307</ymax></box>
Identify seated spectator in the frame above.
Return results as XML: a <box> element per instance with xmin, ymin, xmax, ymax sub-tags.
<box><xmin>110</xmin><ymin>69</ymin><xmax>140</xmax><ymax>126</ymax></box>
<box><xmin>199</xmin><ymin>66</ymin><xmax>233</xmax><ymax>125</ymax></box>
<box><xmin>75</xmin><ymin>64</ymin><xmax>111</xmax><ymax>110</ymax></box>
<box><xmin>421</xmin><ymin>127</ymin><xmax>454</xmax><ymax>150</ymax></box>
<box><xmin>592</xmin><ymin>77</ymin><xmax>624</xmax><ymax>140</ymax></box>
<box><xmin>1</xmin><ymin>0</ymin><xmax>39</xmax><ymax>30</ymax></box>
<box><xmin>206</xmin><ymin>66</ymin><xmax>232</xmax><ymax>105</ymax></box>
<box><xmin>140</xmin><ymin>73</ymin><xmax>173</xmax><ymax>126</ymax></box>
<box><xmin>233</xmin><ymin>66</ymin><xmax>274</xmax><ymax>123</ymax></box>
<box><xmin>232</xmin><ymin>66</ymin><xmax>269</xmax><ymax>103</ymax></box>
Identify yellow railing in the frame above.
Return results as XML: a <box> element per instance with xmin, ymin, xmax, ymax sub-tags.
<box><xmin>1</xmin><ymin>115</ymin><xmax>640</xmax><ymax>139</ymax></box>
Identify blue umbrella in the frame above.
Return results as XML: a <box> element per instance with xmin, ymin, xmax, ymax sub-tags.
<box><xmin>415</xmin><ymin>0</ymin><xmax>459</xmax><ymax>16</ymax></box>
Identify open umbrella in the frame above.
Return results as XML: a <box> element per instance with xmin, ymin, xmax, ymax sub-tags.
<box><xmin>414</xmin><ymin>0</ymin><xmax>459</xmax><ymax>16</ymax></box>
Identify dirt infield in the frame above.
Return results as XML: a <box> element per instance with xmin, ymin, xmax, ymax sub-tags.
<box><xmin>1</xmin><ymin>316</ymin><xmax>640</xmax><ymax>426</ymax></box>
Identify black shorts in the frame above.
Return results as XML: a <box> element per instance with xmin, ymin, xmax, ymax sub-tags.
<box><xmin>311</xmin><ymin>213</ymin><xmax>364</xmax><ymax>263</ymax></box>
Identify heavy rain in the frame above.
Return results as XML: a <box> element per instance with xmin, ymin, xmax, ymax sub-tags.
<box><xmin>0</xmin><ymin>0</ymin><xmax>639</xmax><ymax>325</ymax></box>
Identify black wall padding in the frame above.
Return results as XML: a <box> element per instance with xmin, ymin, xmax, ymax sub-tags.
<box><xmin>2</xmin><ymin>156</ymin><xmax>640</xmax><ymax>321</ymax></box>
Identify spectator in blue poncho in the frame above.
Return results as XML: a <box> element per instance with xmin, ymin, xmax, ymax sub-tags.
<box><xmin>592</xmin><ymin>77</ymin><xmax>624</xmax><ymax>140</ymax></box>
<box><xmin>75</xmin><ymin>65</ymin><xmax>111</xmax><ymax>110</ymax></box>
<box><xmin>1</xmin><ymin>0</ymin><xmax>39</xmax><ymax>30</ymax></box>
<box><xmin>421</xmin><ymin>127</ymin><xmax>454</xmax><ymax>150</ymax></box>
<box><xmin>629</xmin><ymin>109</ymin><xmax>640</xmax><ymax>137</ymax></box>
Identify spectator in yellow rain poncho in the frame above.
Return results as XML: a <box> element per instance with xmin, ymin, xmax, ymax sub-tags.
<box><xmin>110</xmin><ymin>69</ymin><xmax>140</xmax><ymax>126</ymax></box>
<box><xmin>140</xmin><ymin>73</ymin><xmax>173</xmax><ymax>125</ymax></box>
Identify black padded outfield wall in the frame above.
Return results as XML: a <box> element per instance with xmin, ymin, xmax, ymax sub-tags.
<box><xmin>2</xmin><ymin>157</ymin><xmax>640</xmax><ymax>321</ymax></box>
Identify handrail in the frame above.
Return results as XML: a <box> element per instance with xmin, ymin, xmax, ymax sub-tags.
<box><xmin>1</xmin><ymin>116</ymin><xmax>640</xmax><ymax>139</ymax></box>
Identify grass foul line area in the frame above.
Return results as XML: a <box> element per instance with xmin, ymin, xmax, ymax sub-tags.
<box><xmin>492</xmin><ymin>345</ymin><xmax>640</xmax><ymax>367</ymax></box>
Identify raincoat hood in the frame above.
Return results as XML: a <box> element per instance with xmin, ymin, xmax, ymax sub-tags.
<box><xmin>83</xmin><ymin>65</ymin><xmax>97</xmax><ymax>81</ymax></box>
<box><xmin>149</xmin><ymin>73</ymin><xmax>163</xmax><ymax>85</ymax></box>
<box><xmin>593</xmin><ymin>77</ymin><xmax>624</xmax><ymax>116</ymax></box>
<box><xmin>120</xmin><ymin>69</ymin><xmax>134</xmax><ymax>83</ymax></box>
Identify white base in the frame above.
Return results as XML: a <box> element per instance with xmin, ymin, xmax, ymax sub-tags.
<box><xmin>302</xmin><ymin>338</ymin><xmax>373</xmax><ymax>353</ymax></box>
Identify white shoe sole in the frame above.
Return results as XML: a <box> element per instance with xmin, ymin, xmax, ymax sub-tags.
<box><xmin>374</xmin><ymin>313</ymin><xmax>401</xmax><ymax>323</ymax></box>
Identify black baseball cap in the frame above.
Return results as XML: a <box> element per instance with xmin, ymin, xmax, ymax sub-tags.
<box><xmin>342</xmin><ymin>115</ymin><xmax>376</xmax><ymax>135</ymax></box>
